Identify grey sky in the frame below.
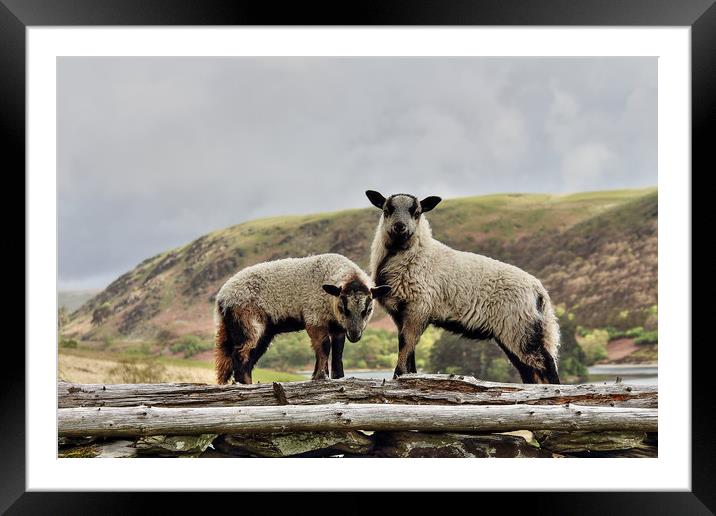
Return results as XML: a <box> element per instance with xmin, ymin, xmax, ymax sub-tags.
<box><xmin>58</xmin><ymin>57</ymin><xmax>656</xmax><ymax>290</ymax></box>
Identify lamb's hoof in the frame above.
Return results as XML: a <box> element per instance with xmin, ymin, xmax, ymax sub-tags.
<box><xmin>312</xmin><ymin>372</ymin><xmax>328</xmax><ymax>381</ymax></box>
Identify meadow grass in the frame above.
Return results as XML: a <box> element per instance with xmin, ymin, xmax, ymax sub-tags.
<box><xmin>58</xmin><ymin>347</ymin><xmax>306</xmax><ymax>384</ymax></box>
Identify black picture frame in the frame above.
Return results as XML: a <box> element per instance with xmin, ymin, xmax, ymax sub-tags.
<box><xmin>4</xmin><ymin>1</ymin><xmax>712</xmax><ymax>513</ymax></box>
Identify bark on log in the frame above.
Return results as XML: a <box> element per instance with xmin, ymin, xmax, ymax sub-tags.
<box><xmin>58</xmin><ymin>403</ymin><xmax>657</xmax><ymax>437</ymax></box>
<box><xmin>58</xmin><ymin>374</ymin><xmax>657</xmax><ymax>409</ymax></box>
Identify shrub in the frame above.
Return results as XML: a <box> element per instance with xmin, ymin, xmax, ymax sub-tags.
<box><xmin>625</xmin><ymin>326</ymin><xmax>645</xmax><ymax>338</ymax></box>
<box><xmin>579</xmin><ymin>329</ymin><xmax>609</xmax><ymax>365</ymax></box>
<box><xmin>576</xmin><ymin>325</ymin><xmax>590</xmax><ymax>337</ymax></box>
<box><xmin>92</xmin><ymin>302</ymin><xmax>112</xmax><ymax>325</ymax></box>
<box><xmin>427</xmin><ymin>332</ymin><xmax>520</xmax><ymax>383</ymax></box>
<box><xmin>170</xmin><ymin>335</ymin><xmax>212</xmax><ymax>358</ymax></box>
<box><xmin>634</xmin><ymin>330</ymin><xmax>658</xmax><ymax>344</ymax></box>
<box><xmin>156</xmin><ymin>329</ymin><xmax>177</xmax><ymax>344</ymax></box>
<box><xmin>556</xmin><ymin>312</ymin><xmax>589</xmax><ymax>378</ymax></box>
<box><xmin>59</xmin><ymin>338</ymin><xmax>78</xmax><ymax>349</ymax></box>
<box><xmin>260</xmin><ymin>333</ymin><xmax>314</xmax><ymax>371</ymax></box>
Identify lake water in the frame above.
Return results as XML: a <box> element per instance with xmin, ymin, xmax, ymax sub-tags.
<box><xmin>300</xmin><ymin>365</ymin><xmax>657</xmax><ymax>385</ymax></box>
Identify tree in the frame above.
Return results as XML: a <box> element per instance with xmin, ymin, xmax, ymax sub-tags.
<box><xmin>555</xmin><ymin>310</ymin><xmax>589</xmax><ymax>378</ymax></box>
<box><xmin>427</xmin><ymin>332</ymin><xmax>520</xmax><ymax>383</ymax></box>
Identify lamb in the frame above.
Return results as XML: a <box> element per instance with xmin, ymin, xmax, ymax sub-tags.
<box><xmin>214</xmin><ymin>253</ymin><xmax>391</xmax><ymax>384</ymax></box>
<box><xmin>365</xmin><ymin>190</ymin><xmax>561</xmax><ymax>384</ymax></box>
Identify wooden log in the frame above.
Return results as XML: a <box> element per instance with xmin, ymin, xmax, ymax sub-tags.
<box><xmin>58</xmin><ymin>403</ymin><xmax>657</xmax><ymax>437</ymax></box>
<box><xmin>58</xmin><ymin>374</ymin><xmax>657</xmax><ymax>409</ymax></box>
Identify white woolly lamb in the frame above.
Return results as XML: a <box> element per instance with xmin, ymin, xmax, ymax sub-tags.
<box><xmin>214</xmin><ymin>253</ymin><xmax>390</xmax><ymax>384</ymax></box>
<box><xmin>366</xmin><ymin>190</ymin><xmax>560</xmax><ymax>384</ymax></box>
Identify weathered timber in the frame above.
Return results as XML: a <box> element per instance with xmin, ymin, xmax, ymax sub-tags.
<box><xmin>58</xmin><ymin>403</ymin><xmax>657</xmax><ymax>437</ymax></box>
<box><xmin>58</xmin><ymin>374</ymin><xmax>657</xmax><ymax>409</ymax></box>
<box><xmin>213</xmin><ymin>431</ymin><xmax>374</xmax><ymax>457</ymax></box>
<box><xmin>370</xmin><ymin>431</ymin><xmax>554</xmax><ymax>458</ymax></box>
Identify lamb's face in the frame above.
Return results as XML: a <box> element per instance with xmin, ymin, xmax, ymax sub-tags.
<box><xmin>322</xmin><ymin>281</ymin><xmax>391</xmax><ymax>342</ymax></box>
<box><xmin>365</xmin><ymin>190</ymin><xmax>442</xmax><ymax>249</ymax></box>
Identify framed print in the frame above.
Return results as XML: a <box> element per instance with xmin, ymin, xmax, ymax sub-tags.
<box><xmin>4</xmin><ymin>0</ymin><xmax>713</xmax><ymax>513</ymax></box>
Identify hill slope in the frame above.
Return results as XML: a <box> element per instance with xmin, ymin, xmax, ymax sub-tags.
<box><xmin>65</xmin><ymin>188</ymin><xmax>657</xmax><ymax>340</ymax></box>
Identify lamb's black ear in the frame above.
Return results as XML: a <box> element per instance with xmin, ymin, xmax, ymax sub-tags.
<box><xmin>365</xmin><ymin>190</ymin><xmax>386</xmax><ymax>209</ymax></box>
<box><xmin>370</xmin><ymin>285</ymin><xmax>392</xmax><ymax>299</ymax></box>
<box><xmin>420</xmin><ymin>196</ymin><xmax>442</xmax><ymax>213</ymax></box>
<box><xmin>322</xmin><ymin>284</ymin><xmax>342</xmax><ymax>297</ymax></box>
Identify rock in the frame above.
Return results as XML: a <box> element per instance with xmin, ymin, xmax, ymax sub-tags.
<box><xmin>557</xmin><ymin>444</ymin><xmax>657</xmax><ymax>458</ymax></box>
<box><xmin>534</xmin><ymin>430</ymin><xmax>648</xmax><ymax>454</ymax></box>
<box><xmin>213</xmin><ymin>431</ymin><xmax>374</xmax><ymax>457</ymax></box>
<box><xmin>134</xmin><ymin>434</ymin><xmax>218</xmax><ymax>457</ymax></box>
<box><xmin>370</xmin><ymin>431</ymin><xmax>553</xmax><ymax>458</ymax></box>
<box><xmin>59</xmin><ymin>440</ymin><xmax>138</xmax><ymax>458</ymax></box>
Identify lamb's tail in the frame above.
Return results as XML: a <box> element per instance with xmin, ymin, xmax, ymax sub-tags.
<box><xmin>214</xmin><ymin>304</ymin><xmax>235</xmax><ymax>384</ymax></box>
<box><xmin>537</xmin><ymin>290</ymin><xmax>561</xmax><ymax>363</ymax></box>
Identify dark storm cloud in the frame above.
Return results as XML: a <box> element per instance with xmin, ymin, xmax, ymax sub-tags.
<box><xmin>57</xmin><ymin>57</ymin><xmax>656</xmax><ymax>289</ymax></box>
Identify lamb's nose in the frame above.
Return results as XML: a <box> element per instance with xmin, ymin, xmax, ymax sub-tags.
<box><xmin>393</xmin><ymin>222</ymin><xmax>407</xmax><ymax>233</ymax></box>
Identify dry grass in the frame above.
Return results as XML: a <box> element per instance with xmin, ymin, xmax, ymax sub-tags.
<box><xmin>59</xmin><ymin>351</ymin><xmax>215</xmax><ymax>383</ymax></box>
<box><xmin>58</xmin><ymin>348</ymin><xmax>307</xmax><ymax>384</ymax></box>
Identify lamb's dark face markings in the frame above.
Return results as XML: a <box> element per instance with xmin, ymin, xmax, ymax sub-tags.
<box><xmin>366</xmin><ymin>190</ymin><xmax>442</xmax><ymax>250</ymax></box>
<box><xmin>322</xmin><ymin>280</ymin><xmax>391</xmax><ymax>342</ymax></box>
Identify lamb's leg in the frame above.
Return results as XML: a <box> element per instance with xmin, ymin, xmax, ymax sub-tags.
<box><xmin>233</xmin><ymin>338</ymin><xmax>258</xmax><ymax>385</ymax></box>
<box><xmin>394</xmin><ymin>317</ymin><xmax>425</xmax><ymax>378</ymax></box>
<box><xmin>307</xmin><ymin>325</ymin><xmax>331</xmax><ymax>380</ymax></box>
<box><xmin>495</xmin><ymin>338</ymin><xmax>561</xmax><ymax>385</ymax></box>
<box><xmin>407</xmin><ymin>350</ymin><xmax>417</xmax><ymax>374</ymax></box>
<box><xmin>231</xmin><ymin>310</ymin><xmax>265</xmax><ymax>385</ymax></box>
<box><xmin>330</xmin><ymin>332</ymin><xmax>346</xmax><ymax>379</ymax></box>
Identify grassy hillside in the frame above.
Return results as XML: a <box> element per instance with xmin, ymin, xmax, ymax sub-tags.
<box><xmin>64</xmin><ymin>188</ymin><xmax>657</xmax><ymax>341</ymax></box>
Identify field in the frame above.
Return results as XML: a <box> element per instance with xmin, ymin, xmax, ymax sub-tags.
<box><xmin>58</xmin><ymin>347</ymin><xmax>305</xmax><ymax>384</ymax></box>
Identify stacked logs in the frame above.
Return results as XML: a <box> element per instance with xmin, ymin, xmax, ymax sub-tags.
<box><xmin>58</xmin><ymin>374</ymin><xmax>657</xmax><ymax>458</ymax></box>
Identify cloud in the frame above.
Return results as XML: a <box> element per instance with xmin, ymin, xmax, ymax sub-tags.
<box><xmin>561</xmin><ymin>142</ymin><xmax>618</xmax><ymax>191</ymax></box>
<box><xmin>57</xmin><ymin>57</ymin><xmax>656</xmax><ymax>289</ymax></box>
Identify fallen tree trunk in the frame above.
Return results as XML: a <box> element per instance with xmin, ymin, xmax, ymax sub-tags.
<box><xmin>58</xmin><ymin>403</ymin><xmax>657</xmax><ymax>437</ymax></box>
<box><xmin>58</xmin><ymin>374</ymin><xmax>657</xmax><ymax>409</ymax></box>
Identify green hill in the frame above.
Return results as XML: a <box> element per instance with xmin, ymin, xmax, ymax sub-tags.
<box><xmin>64</xmin><ymin>188</ymin><xmax>657</xmax><ymax>341</ymax></box>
